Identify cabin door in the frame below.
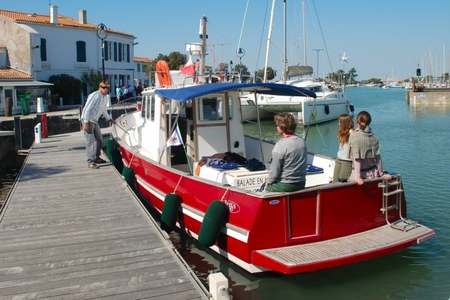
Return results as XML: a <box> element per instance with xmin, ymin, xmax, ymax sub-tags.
<box><xmin>187</xmin><ymin>93</ymin><xmax>230</xmax><ymax>161</ymax></box>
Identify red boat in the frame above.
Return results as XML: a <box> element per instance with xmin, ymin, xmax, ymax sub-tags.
<box><xmin>111</xmin><ymin>82</ymin><xmax>434</xmax><ymax>274</ymax></box>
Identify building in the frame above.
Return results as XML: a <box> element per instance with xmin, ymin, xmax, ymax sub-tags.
<box><xmin>0</xmin><ymin>5</ymin><xmax>137</xmax><ymax>111</ymax></box>
<box><xmin>134</xmin><ymin>56</ymin><xmax>152</xmax><ymax>87</ymax></box>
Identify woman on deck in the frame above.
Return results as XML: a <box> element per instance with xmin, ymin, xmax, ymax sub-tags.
<box><xmin>333</xmin><ymin>114</ymin><xmax>354</xmax><ymax>182</ymax></box>
<box><xmin>348</xmin><ymin>111</ymin><xmax>387</xmax><ymax>185</ymax></box>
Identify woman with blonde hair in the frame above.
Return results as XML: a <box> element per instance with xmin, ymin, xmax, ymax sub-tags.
<box><xmin>333</xmin><ymin>114</ymin><xmax>354</xmax><ymax>182</ymax></box>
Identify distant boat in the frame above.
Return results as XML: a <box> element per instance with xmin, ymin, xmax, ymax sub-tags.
<box><xmin>241</xmin><ymin>66</ymin><xmax>352</xmax><ymax>124</ymax></box>
<box><xmin>241</xmin><ymin>0</ymin><xmax>353</xmax><ymax>125</ymax></box>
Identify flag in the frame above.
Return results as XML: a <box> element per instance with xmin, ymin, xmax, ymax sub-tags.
<box><xmin>180</xmin><ymin>55</ymin><xmax>195</xmax><ymax>76</ymax></box>
<box><xmin>166</xmin><ymin>124</ymin><xmax>183</xmax><ymax>147</ymax></box>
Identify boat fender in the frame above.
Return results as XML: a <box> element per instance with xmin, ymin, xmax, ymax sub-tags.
<box><xmin>198</xmin><ymin>201</ymin><xmax>229</xmax><ymax>248</ymax></box>
<box><xmin>105</xmin><ymin>138</ymin><xmax>123</xmax><ymax>172</ymax></box>
<box><xmin>121</xmin><ymin>166</ymin><xmax>135</xmax><ymax>185</ymax></box>
<box><xmin>324</xmin><ymin>104</ymin><xmax>330</xmax><ymax>115</ymax></box>
<box><xmin>161</xmin><ymin>193</ymin><xmax>181</xmax><ymax>232</ymax></box>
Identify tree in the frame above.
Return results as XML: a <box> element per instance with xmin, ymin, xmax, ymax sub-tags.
<box><xmin>233</xmin><ymin>63</ymin><xmax>251</xmax><ymax>82</ymax></box>
<box><xmin>48</xmin><ymin>74</ymin><xmax>82</xmax><ymax>105</ymax></box>
<box><xmin>346</xmin><ymin>68</ymin><xmax>358</xmax><ymax>84</ymax></box>
<box><xmin>255</xmin><ymin>67</ymin><xmax>277</xmax><ymax>82</ymax></box>
<box><xmin>80</xmin><ymin>70</ymin><xmax>102</xmax><ymax>94</ymax></box>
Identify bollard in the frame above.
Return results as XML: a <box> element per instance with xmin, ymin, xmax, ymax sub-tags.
<box><xmin>34</xmin><ymin>122</ymin><xmax>42</xmax><ymax>144</ymax></box>
<box><xmin>208</xmin><ymin>272</ymin><xmax>230</xmax><ymax>300</ymax></box>
<box><xmin>14</xmin><ymin>116</ymin><xmax>22</xmax><ymax>149</ymax></box>
<box><xmin>41</xmin><ymin>113</ymin><xmax>48</xmax><ymax>138</ymax></box>
<box><xmin>37</xmin><ymin>97</ymin><xmax>44</xmax><ymax>113</ymax></box>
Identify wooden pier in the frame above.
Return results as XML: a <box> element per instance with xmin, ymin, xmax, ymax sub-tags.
<box><xmin>0</xmin><ymin>131</ymin><xmax>207</xmax><ymax>299</ymax></box>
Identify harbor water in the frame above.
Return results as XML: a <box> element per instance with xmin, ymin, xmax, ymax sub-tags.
<box><xmin>173</xmin><ymin>87</ymin><xmax>449</xmax><ymax>299</ymax></box>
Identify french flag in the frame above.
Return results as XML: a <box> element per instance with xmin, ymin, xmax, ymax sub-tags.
<box><xmin>180</xmin><ymin>56</ymin><xmax>195</xmax><ymax>76</ymax></box>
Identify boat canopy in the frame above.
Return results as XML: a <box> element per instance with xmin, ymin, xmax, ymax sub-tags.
<box><xmin>155</xmin><ymin>82</ymin><xmax>316</xmax><ymax>102</ymax></box>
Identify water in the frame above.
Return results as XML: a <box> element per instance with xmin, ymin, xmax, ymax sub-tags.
<box><xmin>173</xmin><ymin>87</ymin><xmax>450</xmax><ymax>300</ymax></box>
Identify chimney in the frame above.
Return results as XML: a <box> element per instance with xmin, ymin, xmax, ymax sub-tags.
<box><xmin>78</xmin><ymin>9</ymin><xmax>87</xmax><ymax>24</ymax></box>
<box><xmin>49</xmin><ymin>5</ymin><xmax>58</xmax><ymax>24</ymax></box>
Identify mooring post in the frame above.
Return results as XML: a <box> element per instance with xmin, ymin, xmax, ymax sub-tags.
<box><xmin>13</xmin><ymin>116</ymin><xmax>22</xmax><ymax>149</ymax></box>
<box><xmin>208</xmin><ymin>272</ymin><xmax>230</xmax><ymax>300</ymax></box>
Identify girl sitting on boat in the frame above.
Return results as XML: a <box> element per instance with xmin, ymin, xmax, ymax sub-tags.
<box><xmin>349</xmin><ymin>111</ymin><xmax>388</xmax><ymax>185</ymax></box>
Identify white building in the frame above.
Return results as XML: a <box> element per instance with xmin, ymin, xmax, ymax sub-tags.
<box><xmin>0</xmin><ymin>5</ymin><xmax>137</xmax><ymax>110</ymax></box>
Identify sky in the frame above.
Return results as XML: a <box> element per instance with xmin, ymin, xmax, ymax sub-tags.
<box><xmin>2</xmin><ymin>0</ymin><xmax>450</xmax><ymax>80</ymax></box>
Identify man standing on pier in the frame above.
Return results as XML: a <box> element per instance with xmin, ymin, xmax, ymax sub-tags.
<box><xmin>80</xmin><ymin>80</ymin><xmax>113</xmax><ymax>169</ymax></box>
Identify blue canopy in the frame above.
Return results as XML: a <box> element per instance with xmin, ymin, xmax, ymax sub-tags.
<box><xmin>154</xmin><ymin>82</ymin><xmax>316</xmax><ymax>102</ymax></box>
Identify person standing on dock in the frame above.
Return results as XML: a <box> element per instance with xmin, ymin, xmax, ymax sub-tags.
<box><xmin>266</xmin><ymin>113</ymin><xmax>307</xmax><ymax>192</ymax></box>
<box><xmin>80</xmin><ymin>80</ymin><xmax>113</xmax><ymax>169</ymax></box>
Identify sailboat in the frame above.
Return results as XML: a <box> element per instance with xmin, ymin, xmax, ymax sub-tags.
<box><xmin>240</xmin><ymin>0</ymin><xmax>353</xmax><ymax>125</ymax></box>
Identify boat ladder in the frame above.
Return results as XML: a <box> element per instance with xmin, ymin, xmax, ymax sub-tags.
<box><xmin>378</xmin><ymin>177</ymin><xmax>418</xmax><ymax>232</ymax></box>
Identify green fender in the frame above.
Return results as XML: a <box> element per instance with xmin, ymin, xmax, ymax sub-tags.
<box><xmin>161</xmin><ymin>193</ymin><xmax>181</xmax><ymax>232</ymax></box>
<box><xmin>198</xmin><ymin>200</ymin><xmax>229</xmax><ymax>248</ymax></box>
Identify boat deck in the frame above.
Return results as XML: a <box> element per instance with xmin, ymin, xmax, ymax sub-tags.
<box><xmin>253</xmin><ymin>221</ymin><xmax>434</xmax><ymax>274</ymax></box>
<box><xmin>0</xmin><ymin>131</ymin><xmax>206</xmax><ymax>299</ymax></box>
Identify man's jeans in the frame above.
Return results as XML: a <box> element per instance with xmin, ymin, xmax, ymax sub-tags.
<box><xmin>82</xmin><ymin>122</ymin><xmax>102</xmax><ymax>163</ymax></box>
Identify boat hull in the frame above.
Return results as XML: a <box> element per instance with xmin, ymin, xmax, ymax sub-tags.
<box><xmin>115</xmin><ymin>139</ymin><xmax>434</xmax><ymax>274</ymax></box>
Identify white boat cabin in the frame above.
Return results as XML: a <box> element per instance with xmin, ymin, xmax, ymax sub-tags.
<box><xmin>114</xmin><ymin>83</ymin><xmax>334</xmax><ymax>192</ymax></box>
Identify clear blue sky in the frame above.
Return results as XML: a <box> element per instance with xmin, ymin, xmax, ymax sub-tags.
<box><xmin>2</xmin><ymin>0</ymin><xmax>450</xmax><ymax>80</ymax></box>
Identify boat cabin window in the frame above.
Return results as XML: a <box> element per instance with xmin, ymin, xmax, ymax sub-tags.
<box><xmin>198</xmin><ymin>96</ymin><xmax>224</xmax><ymax>122</ymax></box>
<box><xmin>142</xmin><ymin>94</ymin><xmax>155</xmax><ymax>121</ymax></box>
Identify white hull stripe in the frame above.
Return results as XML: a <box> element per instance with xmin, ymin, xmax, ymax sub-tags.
<box><xmin>136</xmin><ymin>175</ymin><xmax>250</xmax><ymax>243</ymax></box>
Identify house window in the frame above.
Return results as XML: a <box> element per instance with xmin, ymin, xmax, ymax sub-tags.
<box><xmin>104</xmin><ymin>41</ymin><xmax>108</xmax><ymax>61</ymax></box>
<box><xmin>114</xmin><ymin>42</ymin><xmax>117</xmax><ymax>61</ymax></box>
<box><xmin>76</xmin><ymin>41</ymin><xmax>86</xmax><ymax>62</ymax></box>
<box><xmin>137</xmin><ymin>63</ymin><xmax>141</xmax><ymax>72</ymax></box>
<box><xmin>126</xmin><ymin>44</ymin><xmax>130</xmax><ymax>62</ymax></box>
<box><xmin>40</xmin><ymin>38</ymin><xmax>47</xmax><ymax>61</ymax></box>
<box><xmin>118</xmin><ymin>43</ymin><xmax>122</xmax><ymax>62</ymax></box>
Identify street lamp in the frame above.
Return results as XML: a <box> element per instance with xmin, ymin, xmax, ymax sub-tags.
<box><xmin>312</xmin><ymin>48</ymin><xmax>323</xmax><ymax>78</ymax></box>
<box><xmin>96</xmin><ymin>23</ymin><xmax>108</xmax><ymax>80</ymax></box>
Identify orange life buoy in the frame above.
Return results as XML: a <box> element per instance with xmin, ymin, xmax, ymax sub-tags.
<box><xmin>156</xmin><ymin>60</ymin><xmax>173</xmax><ymax>87</ymax></box>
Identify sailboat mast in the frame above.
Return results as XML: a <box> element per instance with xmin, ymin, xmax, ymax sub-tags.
<box><xmin>282</xmin><ymin>0</ymin><xmax>288</xmax><ymax>82</ymax></box>
<box><xmin>302</xmin><ymin>0</ymin><xmax>307</xmax><ymax>65</ymax></box>
<box><xmin>263</xmin><ymin>0</ymin><xmax>276</xmax><ymax>82</ymax></box>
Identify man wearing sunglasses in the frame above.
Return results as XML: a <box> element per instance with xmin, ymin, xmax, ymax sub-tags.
<box><xmin>80</xmin><ymin>80</ymin><xmax>113</xmax><ymax>169</ymax></box>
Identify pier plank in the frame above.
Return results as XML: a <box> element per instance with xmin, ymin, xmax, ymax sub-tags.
<box><xmin>0</xmin><ymin>131</ymin><xmax>206</xmax><ymax>299</ymax></box>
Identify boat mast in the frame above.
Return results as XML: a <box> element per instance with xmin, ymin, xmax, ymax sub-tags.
<box><xmin>199</xmin><ymin>16</ymin><xmax>208</xmax><ymax>78</ymax></box>
<box><xmin>302</xmin><ymin>0</ymin><xmax>307</xmax><ymax>65</ymax></box>
<box><xmin>263</xmin><ymin>0</ymin><xmax>276</xmax><ymax>82</ymax></box>
<box><xmin>282</xmin><ymin>0</ymin><xmax>288</xmax><ymax>82</ymax></box>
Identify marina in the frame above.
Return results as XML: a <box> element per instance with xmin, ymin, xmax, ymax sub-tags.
<box><xmin>1</xmin><ymin>1</ymin><xmax>449</xmax><ymax>299</ymax></box>
<box><xmin>0</xmin><ymin>131</ymin><xmax>207</xmax><ymax>299</ymax></box>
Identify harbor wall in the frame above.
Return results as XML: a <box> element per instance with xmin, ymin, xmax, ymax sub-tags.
<box><xmin>407</xmin><ymin>88</ymin><xmax>450</xmax><ymax>106</ymax></box>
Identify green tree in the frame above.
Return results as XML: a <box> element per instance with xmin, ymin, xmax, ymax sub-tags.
<box><xmin>233</xmin><ymin>63</ymin><xmax>251</xmax><ymax>82</ymax></box>
<box><xmin>167</xmin><ymin>51</ymin><xmax>187</xmax><ymax>70</ymax></box>
<box><xmin>255</xmin><ymin>67</ymin><xmax>277</xmax><ymax>82</ymax></box>
<box><xmin>80</xmin><ymin>70</ymin><xmax>102</xmax><ymax>94</ymax></box>
<box><xmin>346</xmin><ymin>67</ymin><xmax>358</xmax><ymax>84</ymax></box>
<box><xmin>48</xmin><ymin>74</ymin><xmax>82</xmax><ymax>105</ymax></box>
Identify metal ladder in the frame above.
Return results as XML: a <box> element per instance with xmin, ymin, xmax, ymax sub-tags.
<box><xmin>378</xmin><ymin>176</ymin><xmax>418</xmax><ymax>231</ymax></box>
